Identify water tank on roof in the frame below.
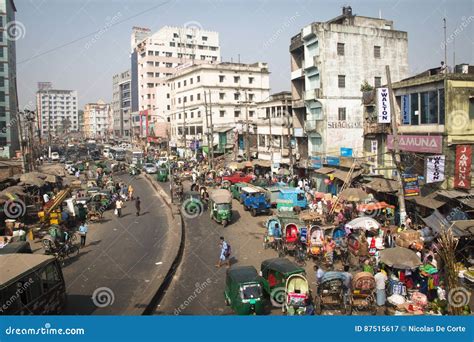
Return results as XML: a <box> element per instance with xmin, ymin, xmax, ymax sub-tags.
<box><xmin>343</xmin><ymin>6</ymin><xmax>353</xmax><ymax>16</ymax></box>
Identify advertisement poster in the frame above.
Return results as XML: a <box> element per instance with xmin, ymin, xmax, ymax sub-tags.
<box><xmin>377</xmin><ymin>87</ymin><xmax>391</xmax><ymax>123</ymax></box>
<box><xmin>425</xmin><ymin>155</ymin><xmax>445</xmax><ymax>184</ymax></box>
<box><xmin>454</xmin><ymin>145</ymin><xmax>472</xmax><ymax>189</ymax></box>
<box><xmin>402</xmin><ymin>174</ymin><xmax>420</xmax><ymax>197</ymax></box>
<box><xmin>401</xmin><ymin>94</ymin><xmax>410</xmax><ymax>125</ymax></box>
<box><xmin>310</xmin><ymin>156</ymin><xmax>322</xmax><ymax>169</ymax></box>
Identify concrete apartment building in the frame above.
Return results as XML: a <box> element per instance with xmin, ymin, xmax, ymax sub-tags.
<box><xmin>130</xmin><ymin>26</ymin><xmax>220</xmax><ymax>142</ymax></box>
<box><xmin>162</xmin><ymin>62</ymin><xmax>270</xmax><ymax>156</ymax></box>
<box><xmin>83</xmin><ymin>99</ymin><xmax>111</xmax><ymax>139</ymax></box>
<box><xmin>290</xmin><ymin>6</ymin><xmax>408</xmax><ymax>167</ymax></box>
<box><xmin>112</xmin><ymin>69</ymin><xmax>131</xmax><ymax>139</ymax></box>
<box><xmin>0</xmin><ymin>0</ymin><xmax>19</xmax><ymax>159</ymax></box>
<box><xmin>36</xmin><ymin>82</ymin><xmax>78</xmax><ymax>138</ymax></box>
<box><xmin>256</xmin><ymin>91</ymin><xmax>293</xmax><ymax>170</ymax></box>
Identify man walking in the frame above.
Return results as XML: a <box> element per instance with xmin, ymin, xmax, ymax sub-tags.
<box><xmin>135</xmin><ymin>196</ymin><xmax>141</xmax><ymax>216</ymax></box>
<box><xmin>78</xmin><ymin>221</ymin><xmax>88</xmax><ymax>248</ymax></box>
<box><xmin>116</xmin><ymin>199</ymin><xmax>123</xmax><ymax>218</ymax></box>
<box><xmin>374</xmin><ymin>268</ymin><xmax>388</xmax><ymax>306</ymax></box>
<box><xmin>216</xmin><ymin>236</ymin><xmax>230</xmax><ymax>268</ymax></box>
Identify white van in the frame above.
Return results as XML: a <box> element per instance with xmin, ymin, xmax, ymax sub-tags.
<box><xmin>51</xmin><ymin>152</ymin><xmax>60</xmax><ymax>161</ymax></box>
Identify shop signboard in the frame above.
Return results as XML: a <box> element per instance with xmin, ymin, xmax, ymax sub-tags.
<box><xmin>401</xmin><ymin>95</ymin><xmax>410</xmax><ymax>125</ymax></box>
<box><xmin>377</xmin><ymin>87</ymin><xmax>391</xmax><ymax>123</ymax></box>
<box><xmin>340</xmin><ymin>147</ymin><xmax>353</xmax><ymax>157</ymax></box>
<box><xmin>326</xmin><ymin>156</ymin><xmax>340</xmax><ymax>166</ymax></box>
<box><xmin>310</xmin><ymin>156</ymin><xmax>322</xmax><ymax>169</ymax></box>
<box><xmin>454</xmin><ymin>145</ymin><xmax>472</xmax><ymax>189</ymax></box>
<box><xmin>402</xmin><ymin>173</ymin><xmax>420</xmax><ymax>197</ymax></box>
<box><xmin>425</xmin><ymin>155</ymin><xmax>445</xmax><ymax>184</ymax></box>
<box><xmin>387</xmin><ymin>135</ymin><xmax>442</xmax><ymax>154</ymax></box>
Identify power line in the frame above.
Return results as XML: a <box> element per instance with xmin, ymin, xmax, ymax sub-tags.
<box><xmin>18</xmin><ymin>0</ymin><xmax>174</xmax><ymax>65</ymax></box>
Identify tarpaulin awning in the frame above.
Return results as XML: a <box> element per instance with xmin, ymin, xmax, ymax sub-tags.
<box><xmin>315</xmin><ymin>167</ymin><xmax>336</xmax><ymax>174</ymax></box>
<box><xmin>345</xmin><ymin>217</ymin><xmax>381</xmax><ymax>231</ymax></box>
<box><xmin>357</xmin><ymin>201</ymin><xmax>395</xmax><ymax>211</ymax></box>
<box><xmin>449</xmin><ymin>220</ymin><xmax>474</xmax><ymax>237</ymax></box>
<box><xmin>379</xmin><ymin>247</ymin><xmax>422</xmax><ymax>269</ymax></box>
<box><xmin>421</xmin><ymin>209</ymin><xmax>449</xmax><ymax>235</ymax></box>
<box><xmin>213</xmin><ymin>126</ymin><xmax>234</xmax><ymax>133</ymax></box>
<box><xmin>436</xmin><ymin>189</ymin><xmax>474</xmax><ymax>199</ymax></box>
<box><xmin>332</xmin><ymin>169</ymin><xmax>363</xmax><ymax>181</ymax></box>
<box><xmin>458</xmin><ymin>198</ymin><xmax>474</xmax><ymax>208</ymax></box>
<box><xmin>364</xmin><ymin>178</ymin><xmax>399</xmax><ymax>193</ymax></box>
<box><xmin>338</xmin><ymin>188</ymin><xmax>370</xmax><ymax>202</ymax></box>
<box><xmin>252</xmin><ymin>160</ymin><xmax>271</xmax><ymax>168</ymax></box>
<box><xmin>407</xmin><ymin>193</ymin><xmax>446</xmax><ymax>210</ymax></box>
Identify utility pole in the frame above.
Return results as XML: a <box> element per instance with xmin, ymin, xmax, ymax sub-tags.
<box><xmin>268</xmin><ymin>107</ymin><xmax>274</xmax><ymax>173</ymax></box>
<box><xmin>15</xmin><ymin>111</ymin><xmax>27</xmax><ymax>173</ymax></box>
<box><xmin>182</xmin><ymin>102</ymin><xmax>186</xmax><ymax>158</ymax></box>
<box><xmin>386</xmin><ymin>65</ymin><xmax>407</xmax><ymax>226</ymax></box>
<box><xmin>443</xmin><ymin>18</ymin><xmax>447</xmax><ymax>70</ymax></box>
<box><xmin>208</xmin><ymin>90</ymin><xmax>215</xmax><ymax>169</ymax></box>
<box><xmin>204</xmin><ymin>91</ymin><xmax>211</xmax><ymax>169</ymax></box>
<box><xmin>244</xmin><ymin>90</ymin><xmax>250</xmax><ymax>161</ymax></box>
<box><xmin>286</xmin><ymin>100</ymin><xmax>293</xmax><ymax>174</ymax></box>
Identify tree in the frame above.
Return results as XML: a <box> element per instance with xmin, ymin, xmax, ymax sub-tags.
<box><xmin>360</xmin><ymin>80</ymin><xmax>374</xmax><ymax>92</ymax></box>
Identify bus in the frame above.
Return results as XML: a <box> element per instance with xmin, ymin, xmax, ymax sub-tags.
<box><xmin>0</xmin><ymin>254</ymin><xmax>67</xmax><ymax>315</ymax></box>
<box><xmin>126</xmin><ymin>150</ymin><xmax>144</xmax><ymax>165</ymax></box>
<box><xmin>114</xmin><ymin>148</ymin><xmax>126</xmax><ymax>161</ymax></box>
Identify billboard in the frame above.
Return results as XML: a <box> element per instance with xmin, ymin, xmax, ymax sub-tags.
<box><xmin>387</xmin><ymin>135</ymin><xmax>442</xmax><ymax>154</ymax></box>
<box><xmin>377</xmin><ymin>87</ymin><xmax>391</xmax><ymax>123</ymax></box>
<box><xmin>425</xmin><ymin>155</ymin><xmax>445</xmax><ymax>184</ymax></box>
<box><xmin>402</xmin><ymin>174</ymin><xmax>420</xmax><ymax>197</ymax></box>
<box><xmin>454</xmin><ymin>145</ymin><xmax>472</xmax><ymax>189</ymax></box>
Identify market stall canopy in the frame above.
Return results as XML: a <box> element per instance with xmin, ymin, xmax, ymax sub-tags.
<box><xmin>252</xmin><ymin>159</ymin><xmax>271</xmax><ymax>168</ymax></box>
<box><xmin>278</xmin><ymin>168</ymin><xmax>290</xmax><ymax>176</ymax></box>
<box><xmin>364</xmin><ymin>178</ymin><xmax>399</xmax><ymax>193</ymax></box>
<box><xmin>20</xmin><ymin>172</ymin><xmax>56</xmax><ymax>185</ymax></box>
<box><xmin>449</xmin><ymin>220</ymin><xmax>474</xmax><ymax>237</ymax></box>
<box><xmin>338</xmin><ymin>188</ymin><xmax>370</xmax><ymax>202</ymax></box>
<box><xmin>315</xmin><ymin>167</ymin><xmax>336</xmax><ymax>175</ymax></box>
<box><xmin>406</xmin><ymin>193</ymin><xmax>446</xmax><ymax>210</ymax></box>
<box><xmin>421</xmin><ymin>209</ymin><xmax>449</xmax><ymax>235</ymax></box>
<box><xmin>332</xmin><ymin>169</ymin><xmax>363</xmax><ymax>182</ymax></box>
<box><xmin>38</xmin><ymin>164</ymin><xmax>66</xmax><ymax>177</ymax></box>
<box><xmin>0</xmin><ymin>185</ymin><xmax>27</xmax><ymax>197</ymax></box>
<box><xmin>357</xmin><ymin>201</ymin><xmax>395</xmax><ymax>211</ymax></box>
<box><xmin>379</xmin><ymin>247</ymin><xmax>422</xmax><ymax>269</ymax></box>
<box><xmin>209</xmin><ymin>189</ymin><xmax>232</xmax><ymax>204</ymax></box>
<box><xmin>345</xmin><ymin>216</ymin><xmax>381</xmax><ymax>231</ymax></box>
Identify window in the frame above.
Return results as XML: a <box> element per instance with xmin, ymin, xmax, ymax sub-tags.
<box><xmin>178</xmin><ymin>82</ymin><xmax>181</xmax><ymax>88</ymax></box>
<box><xmin>187</xmin><ymin>34</ymin><xmax>192</xmax><ymax>39</ymax></box>
<box><xmin>338</xmin><ymin>107</ymin><xmax>346</xmax><ymax>121</ymax></box>
<box><xmin>410</xmin><ymin>93</ymin><xmax>419</xmax><ymax>125</ymax></box>
<box><xmin>202</xmin><ymin>36</ymin><xmax>208</xmax><ymax>41</ymax></box>
<box><xmin>190</xmin><ymin>112</ymin><xmax>194</xmax><ymax>118</ymax></box>
<box><xmin>374</xmin><ymin>77</ymin><xmax>382</xmax><ymax>88</ymax></box>
<box><xmin>178</xmin><ymin>98</ymin><xmax>181</xmax><ymax>104</ymax></box>
<box><xmin>155</xmin><ymin>73</ymin><xmax>160</xmax><ymax>77</ymax></box>
<box><xmin>248</xmin><ymin>94</ymin><xmax>254</xmax><ymax>101</ymax></box>
<box><xmin>439</xmin><ymin>89</ymin><xmax>445</xmax><ymax>124</ymax></box>
<box><xmin>167</xmin><ymin>93</ymin><xmax>170</xmax><ymax>99</ymax></box>
<box><xmin>234</xmin><ymin>93</ymin><xmax>240</xmax><ymax>101</ymax></box>
<box><xmin>197</xmin><ymin>111</ymin><xmax>201</xmax><ymax>118</ymax></box>
<box><xmin>41</xmin><ymin>264</ymin><xmax>61</xmax><ymax>292</ymax></box>
<box><xmin>197</xmin><ymin>76</ymin><xmax>200</xmax><ymax>82</ymax></box>
<box><xmin>234</xmin><ymin>76</ymin><xmax>240</xmax><ymax>83</ymax></box>
<box><xmin>338</xmin><ymin>75</ymin><xmax>345</xmax><ymax>88</ymax></box>
<box><xmin>249</xmin><ymin>77</ymin><xmax>254</xmax><ymax>84</ymax></box>
<box><xmin>165</xmin><ymin>52</ymin><xmax>172</xmax><ymax>57</ymax></box>
<box><xmin>374</xmin><ymin>46</ymin><xmax>381</xmax><ymax>58</ymax></box>
<box><xmin>170</xmin><ymin>42</ymin><xmax>175</xmax><ymax>47</ymax></box>
<box><xmin>0</xmin><ymin>106</ymin><xmax>5</xmax><ymax>117</ymax></box>
<box><xmin>184</xmin><ymin>80</ymin><xmax>187</xmax><ymax>86</ymax></box>
<box><xmin>337</xmin><ymin>43</ymin><xmax>345</xmax><ymax>56</ymax></box>
<box><xmin>197</xmin><ymin>93</ymin><xmax>201</xmax><ymax>101</ymax></box>
<box><xmin>183</xmin><ymin>96</ymin><xmax>187</xmax><ymax>103</ymax></box>
<box><xmin>219</xmin><ymin>75</ymin><xmax>225</xmax><ymax>83</ymax></box>
<box><xmin>147</xmin><ymin>51</ymin><xmax>153</xmax><ymax>56</ymax></box>
<box><xmin>259</xmin><ymin>135</ymin><xmax>266</xmax><ymax>147</ymax></box>
<box><xmin>190</xmin><ymin>78</ymin><xmax>193</xmax><ymax>84</ymax></box>
<box><xmin>219</xmin><ymin>110</ymin><xmax>225</xmax><ymax>117</ymax></box>
<box><xmin>219</xmin><ymin>93</ymin><xmax>225</xmax><ymax>100</ymax></box>
<box><xmin>190</xmin><ymin>95</ymin><xmax>193</xmax><ymax>102</ymax></box>
<box><xmin>420</xmin><ymin>92</ymin><xmax>430</xmax><ymax>124</ymax></box>
<box><xmin>166</xmin><ymin>63</ymin><xmax>172</xmax><ymax>68</ymax></box>
<box><xmin>249</xmin><ymin>110</ymin><xmax>255</xmax><ymax>117</ymax></box>
<box><xmin>173</xmin><ymin>33</ymin><xmax>179</xmax><ymax>38</ymax></box>
<box><xmin>234</xmin><ymin>110</ymin><xmax>241</xmax><ymax>118</ymax></box>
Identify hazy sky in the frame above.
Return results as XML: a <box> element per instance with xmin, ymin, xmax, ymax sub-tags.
<box><xmin>15</xmin><ymin>0</ymin><xmax>474</xmax><ymax>108</ymax></box>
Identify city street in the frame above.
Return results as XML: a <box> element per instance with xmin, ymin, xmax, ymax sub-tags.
<box><xmin>43</xmin><ymin>173</ymin><xmax>175</xmax><ymax>315</ymax></box>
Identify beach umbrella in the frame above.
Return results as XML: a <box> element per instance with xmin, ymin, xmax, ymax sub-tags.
<box><xmin>345</xmin><ymin>217</ymin><xmax>381</xmax><ymax>231</ymax></box>
<box><xmin>379</xmin><ymin>247</ymin><xmax>422</xmax><ymax>269</ymax></box>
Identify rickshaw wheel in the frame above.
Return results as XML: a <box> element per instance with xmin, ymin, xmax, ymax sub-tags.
<box><xmin>222</xmin><ymin>220</ymin><xmax>228</xmax><ymax>227</ymax></box>
<box><xmin>251</xmin><ymin>209</ymin><xmax>257</xmax><ymax>217</ymax></box>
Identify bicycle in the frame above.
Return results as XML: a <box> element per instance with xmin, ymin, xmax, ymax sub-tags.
<box><xmin>56</xmin><ymin>241</ymin><xmax>80</xmax><ymax>264</ymax></box>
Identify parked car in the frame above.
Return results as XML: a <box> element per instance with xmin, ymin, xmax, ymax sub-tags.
<box><xmin>223</xmin><ymin>172</ymin><xmax>255</xmax><ymax>184</ymax></box>
<box><xmin>51</xmin><ymin>152</ymin><xmax>60</xmax><ymax>161</ymax></box>
<box><xmin>143</xmin><ymin>163</ymin><xmax>157</xmax><ymax>174</ymax></box>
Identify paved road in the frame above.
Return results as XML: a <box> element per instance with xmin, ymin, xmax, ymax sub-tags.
<box><xmin>59</xmin><ymin>172</ymin><xmax>175</xmax><ymax>315</ymax></box>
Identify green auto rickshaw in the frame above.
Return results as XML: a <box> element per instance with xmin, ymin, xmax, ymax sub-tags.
<box><xmin>209</xmin><ymin>189</ymin><xmax>233</xmax><ymax>227</ymax></box>
<box><xmin>157</xmin><ymin>167</ymin><xmax>169</xmax><ymax>182</ymax></box>
<box><xmin>129</xmin><ymin>165</ymin><xmax>140</xmax><ymax>176</ymax></box>
<box><xmin>224</xmin><ymin>266</ymin><xmax>265</xmax><ymax>315</ymax></box>
<box><xmin>230</xmin><ymin>182</ymin><xmax>248</xmax><ymax>200</ymax></box>
<box><xmin>260</xmin><ymin>257</ymin><xmax>305</xmax><ymax>307</ymax></box>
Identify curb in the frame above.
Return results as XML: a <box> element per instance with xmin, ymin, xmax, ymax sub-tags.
<box><xmin>142</xmin><ymin>174</ymin><xmax>186</xmax><ymax>315</ymax></box>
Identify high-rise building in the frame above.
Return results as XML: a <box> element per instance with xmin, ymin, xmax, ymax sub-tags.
<box><xmin>83</xmin><ymin>100</ymin><xmax>111</xmax><ymax>139</ymax></box>
<box><xmin>0</xmin><ymin>0</ymin><xmax>19</xmax><ymax>158</ymax></box>
<box><xmin>36</xmin><ymin>83</ymin><xmax>78</xmax><ymax>138</ymax></box>
<box><xmin>130</xmin><ymin>26</ymin><xmax>221</xmax><ymax>141</ymax></box>
<box><xmin>290</xmin><ymin>6</ymin><xmax>408</xmax><ymax>164</ymax></box>
<box><xmin>112</xmin><ymin>70</ymin><xmax>131</xmax><ymax>139</ymax></box>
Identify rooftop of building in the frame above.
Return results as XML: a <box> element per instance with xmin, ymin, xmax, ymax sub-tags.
<box><xmin>393</xmin><ymin>63</ymin><xmax>474</xmax><ymax>88</ymax></box>
<box><xmin>166</xmin><ymin>61</ymin><xmax>270</xmax><ymax>79</ymax></box>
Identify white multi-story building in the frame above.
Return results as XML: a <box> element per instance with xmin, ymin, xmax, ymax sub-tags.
<box><xmin>290</xmin><ymin>6</ymin><xmax>408</xmax><ymax>162</ymax></box>
<box><xmin>256</xmin><ymin>91</ymin><xmax>293</xmax><ymax>169</ymax></box>
<box><xmin>112</xmin><ymin>70</ymin><xmax>131</xmax><ymax>139</ymax></box>
<box><xmin>161</xmin><ymin>62</ymin><xmax>270</xmax><ymax>155</ymax></box>
<box><xmin>130</xmin><ymin>25</ymin><xmax>221</xmax><ymax>114</ymax></box>
<box><xmin>83</xmin><ymin>100</ymin><xmax>111</xmax><ymax>139</ymax></box>
<box><xmin>36</xmin><ymin>83</ymin><xmax>79</xmax><ymax>137</ymax></box>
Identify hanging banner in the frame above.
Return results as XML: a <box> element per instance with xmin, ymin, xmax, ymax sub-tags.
<box><xmin>402</xmin><ymin>174</ymin><xmax>420</xmax><ymax>197</ymax></box>
<box><xmin>310</xmin><ymin>156</ymin><xmax>322</xmax><ymax>169</ymax></box>
<box><xmin>425</xmin><ymin>155</ymin><xmax>445</xmax><ymax>184</ymax></box>
<box><xmin>377</xmin><ymin>87</ymin><xmax>391</xmax><ymax>123</ymax></box>
<box><xmin>454</xmin><ymin>145</ymin><xmax>472</xmax><ymax>189</ymax></box>
<box><xmin>401</xmin><ymin>94</ymin><xmax>410</xmax><ymax>125</ymax></box>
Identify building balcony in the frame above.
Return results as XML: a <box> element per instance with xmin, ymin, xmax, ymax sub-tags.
<box><xmin>291</xmin><ymin>68</ymin><xmax>304</xmax><ymax>80</ymax></box>
<box><xmin>364</xmin><ymin>120</ymin><xmax>391</xmax><ymax>135</ymax></box>
<box><xmin>304</xmin><ymin>89</ymin><xmax>322</xmax><ymax>100</ymax></box>
<box><xmin>302</xmin><ymin>25</ymin><xmax>315</xmax><ymax>40</ymax></box>
<box><xmin>292</xmin><ymin>99</ymin><xmax>305</xmax><ymax>109</ymax></box>
<box><xmin>305</xmin><ymin>120</ymin><xmax>322</xmax><ymax>132</ymax></box>
<box><xmin>290</xmin><ymin>33</ymin><xmax>303</xmax><ymax>52</ymax></box>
